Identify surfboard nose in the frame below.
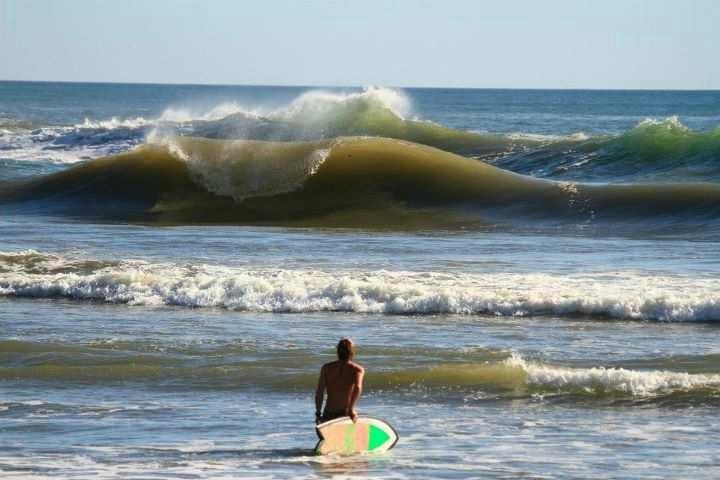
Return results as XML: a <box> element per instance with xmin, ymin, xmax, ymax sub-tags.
<box><xmin>369</xmin><ymin>424</ymin><xmax>392</xmax><ymax>450</ymax></box>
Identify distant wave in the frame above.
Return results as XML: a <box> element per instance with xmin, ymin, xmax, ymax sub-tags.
<box><xmin>2</xmin><ymin>250</ymin><xmax>720</xmax><ymax>322</ymax></box>
<box><xmin>0</xmin><ymin>117</ymin><xmax>150</xmax><ymax>166</ymax></box>
<box><xmin>0</xmin><ymin>117</ymin><xmax>36</xmax><ymax>133</ymax></box>
<box><xmin>495</xmin><ymin>116</ymin><xmax>720</xmax><ymax>181</ymax></box>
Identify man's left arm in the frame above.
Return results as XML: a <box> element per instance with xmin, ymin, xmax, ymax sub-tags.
<box><xmin>314</xmin><ymin>365</ymin><xmax>326</xmax><ymax>424</ymax></box>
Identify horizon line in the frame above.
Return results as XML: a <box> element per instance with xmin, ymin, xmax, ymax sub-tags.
<box><xmin>2</xmin><ymin>78</ymin><xmax>719</xmax><ymax>93</ymax></box>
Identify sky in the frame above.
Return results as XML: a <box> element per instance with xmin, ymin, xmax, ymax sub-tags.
<box><xmin>1</xmin><ymin>0</ymin><xmax>718</xmax><ymax>89</ymax></box>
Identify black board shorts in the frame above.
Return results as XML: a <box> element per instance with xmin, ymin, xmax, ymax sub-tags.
<box><xmin>315</xmin><ymin>410</ymin><xmax>348</xmax><ymax>440</ymax></box>
<box><xmin>321</xmin><ymin>410</ymin><xmax>346</xmax><ymax>422</ymax></box>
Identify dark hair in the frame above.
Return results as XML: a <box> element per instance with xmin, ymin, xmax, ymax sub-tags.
<box><xmin>337</xmin><ymin>338</ymin><xmax>354</xmax><ymax>361</ymax></box>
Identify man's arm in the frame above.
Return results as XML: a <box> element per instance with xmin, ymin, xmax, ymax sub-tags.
<box><xmin>347</xmin><ymin>367</ymin><xmax>364</xmax><ymax>422</ymax></box>
<box><xmin>314</xmin><ymin>365</ymin><xmax>326</xmax><ymax>424</ymax></box>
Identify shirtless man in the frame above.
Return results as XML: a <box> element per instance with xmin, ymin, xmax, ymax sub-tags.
<box><xmin>315</xmin><ymin>338</ymin><xmax>365</xmax><ymax>424</ymax></box>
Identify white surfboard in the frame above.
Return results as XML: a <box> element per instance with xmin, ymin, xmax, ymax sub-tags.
<box><xmin>315</xmin><ymin>416</ymin><xmax>398</xmax><ymax>455</ymax></box>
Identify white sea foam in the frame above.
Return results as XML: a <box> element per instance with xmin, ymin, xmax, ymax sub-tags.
<box><xmin>159</xmin><ymin>103</ymin><xmax>262</xmax><ymax>123</ymax></box>
<box><xmin>505</xmin><ymin>131</ymin><xmax>590</xmax><ymax>143</ymax></box>
<box><xmin>634</xmin><ymin>115</ymin><xmax>689</xmax><ymax>132</ymax></box>
<box><xmin>76</xmin><ymin>116</ymin><xmax>152</xmax><ymax>130</ymax></box>
<box><xmin>1</xmin><ymin>251</ymin><xmax>719</xmax><ymax>322</ymax></box>
<box><xmin>157</xmin><ymin>86</ymin><xmax>411</xmax><ymax>125</ymax></box>
<box><xmin>506</xmin><ymin>355</ymin><xmax>720</xmax><ymax>395</ymax></box>
<box><xmin>0</xmin><ymin>143</ymin><xmax>99</xmax><ymax>164</ymax></box>
<box><xmin>0</xmin><ymin>117</ymin><xmax>149</xmax><ymax>164</ymax></box>
<box><xmin>280</xmin><ymin>86</ymin><xmax>412</xmax><ymax>121</ymax></box>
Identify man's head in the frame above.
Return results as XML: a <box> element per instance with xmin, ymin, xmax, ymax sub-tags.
<box><xmin>336</xmin><ymin>338</ymin><xmax>355</xmax><ymax>361</ymax></box>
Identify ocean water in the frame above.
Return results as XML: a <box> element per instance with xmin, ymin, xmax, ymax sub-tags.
<box><xmin>1</xmin><ymin>81</ymin><xmax>720</xmax><ymax>479</ymax></box>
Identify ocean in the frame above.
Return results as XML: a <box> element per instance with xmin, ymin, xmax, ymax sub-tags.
<box><xmin>1</xmin><ymin>81</ymin><xmax>719</xmax><ymax>479</ymax></box>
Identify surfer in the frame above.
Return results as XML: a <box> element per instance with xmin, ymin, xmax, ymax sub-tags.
<box><xmin>315</xmin><ymin>338</ymin><xmax>365</xmax><ymax>424</ymax></box>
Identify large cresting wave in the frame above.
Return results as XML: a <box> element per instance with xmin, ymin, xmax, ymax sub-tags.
<box><xmin>2</xmin><ymin>135</ymin><xmax>719</xmax><ymax>228</ymax></box>
<box><xmin>4</xmin><ymin>87</ymin><xmax>720</xmax><ymax>184</ymax></box>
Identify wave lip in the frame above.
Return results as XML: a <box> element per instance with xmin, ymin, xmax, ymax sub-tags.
<box><xmin>154</xmin><ymin>87</ymin><xmax>525</xmax><ymax>155</ymax></box>
<box><xmin>2</xmin><ymin>251</ymin><xmax>720</xmax><ymax>322</ymax></box>
<box><xmin>148</xmin><ymin>135</ymin><xmax>334</xmax><ymax>202</ymax></box>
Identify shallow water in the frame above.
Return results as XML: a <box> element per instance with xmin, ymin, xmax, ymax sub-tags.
<box><xmin>2</xmin><ymin>296</ymin><xmax>720</xmax><ymax>479</ymax></box>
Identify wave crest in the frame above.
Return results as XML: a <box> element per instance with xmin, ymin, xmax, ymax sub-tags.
<box><xmin>505</xmin><ymin>355</ymin><xmax>720</xmax><ymax>396</ymax></box>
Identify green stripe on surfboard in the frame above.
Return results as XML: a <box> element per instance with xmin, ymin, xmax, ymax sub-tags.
<box><xmin>369</xmin><ymin>424</ymin><xmax>391</xmax><ymax>450</ymax></box>
<box><xmin>344</xmin><ymin>423</ymin><xmax>357</xmax><ymax>452</ymax></box>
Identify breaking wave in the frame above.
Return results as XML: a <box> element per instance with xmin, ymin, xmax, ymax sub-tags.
<box><xmin>2</xmin><ymin>250</ymin><xmax>720</xmax><ymax>322</ymax></box>
<box><xmin>3</xmin><ymin>87</ymin><xmax>720</xmax><ymax>229</ymax></box>
<box><xmin>151</xmin><ymin>91</ymin><xmax>720</xmax><ymax>183</ymax></box>
<box><xmin>492</xmin><ymin>116</ymin><xmax>720</xmax><ymax>181</ymax></box>
<box><xmin>1</xmin><ymin>339</ymin><xmax>718</xmax><ymax>400</ymax></box>
<box><xmin>169</xmin><ymin>87</ymin><xmax>523</xmax><ymax>155</ymax></box>
<box><xmin>4</xmin><ymin>87</ymin><xmax>720</xmax><ymax>185</ymax></box>
<box><xmin>505</xmin><ymin>355</ymin><xmax>720</xmax><ymax>397</ymax></box>
<box><xmin>2</xmin><ymin>135</ymin><xmax>719</xmax><ymax>228</ymax></box>
<box><xmin>0</xmin><ymin>117</ymin><xmax>150</xmax><ymax>167</ymax></box>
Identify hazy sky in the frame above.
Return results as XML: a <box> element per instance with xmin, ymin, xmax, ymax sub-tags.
<box><xmin>1</xmin><ymin>0</ymin><xmax>718</xmax><ymax>89</ymax></box>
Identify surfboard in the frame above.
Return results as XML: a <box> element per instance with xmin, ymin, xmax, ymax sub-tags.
<box><xmin>315</xmin><ymin>416</ymin><xmax>398</xmax><ymax>455</ymax></box>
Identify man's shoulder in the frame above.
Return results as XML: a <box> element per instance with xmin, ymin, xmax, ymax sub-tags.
<box><xmin>322</xmin><ymin>361</ymin><xmax>364</xmax><ymax>373</ymax></box>
<box><xmin>349</xmin><ymin>361</ymin><xmax>365</xmax><ymax>373</ymax></box>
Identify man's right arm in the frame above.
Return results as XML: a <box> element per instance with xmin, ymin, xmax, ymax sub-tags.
<box><xmin>347</xmin><ymin>366</ymin><xmax>364</xmax><ymax>422</ymax></box>
<box><xmin>314</xmin><ymin>365</ymin><xmax>326</xmax><ymax>423</ymax></box>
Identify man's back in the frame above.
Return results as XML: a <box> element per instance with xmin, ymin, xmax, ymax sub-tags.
<box><xmin>315</xmin><ymin>338</ymin><xmax>365</xmax><ymax>423</ymax></box>
<box><xmin>321</xmin><ymin>360</ymin><xmax>364</xmax><ymax>413</ymax></box>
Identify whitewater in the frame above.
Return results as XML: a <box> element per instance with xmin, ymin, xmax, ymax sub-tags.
<box><xmin>2</xmin><ymin>250</ymin><xmax>720</xmax><ymax>321</ymax></box>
